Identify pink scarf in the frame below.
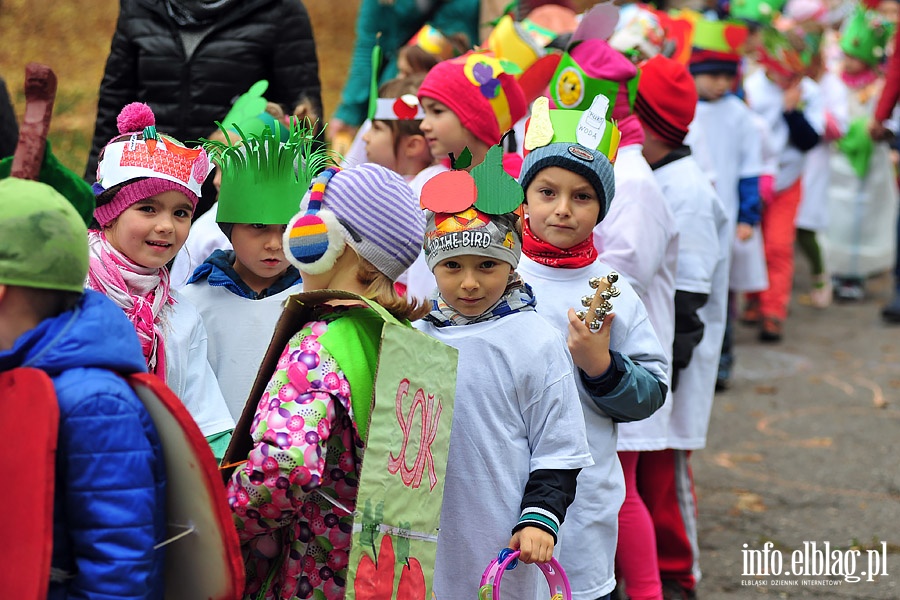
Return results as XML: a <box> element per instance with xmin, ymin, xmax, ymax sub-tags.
<box><xmin>86</xmin><ymin>230</ymin><xmax>174</xmax><ymax>380</ymax></box>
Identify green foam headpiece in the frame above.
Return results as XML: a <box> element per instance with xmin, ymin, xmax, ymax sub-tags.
<box><xmin>0</xmin><ymin>141</ymin><xmax>95</xmax><ymax>227</ymax></box>
<box><xmin>840</xmin><ymin>7</ymin><xmax>893</xmax><ymax>67</ymax></box>
<box><xmin>204</xmin><ymin>120</ymin><xmax>334</xmax><ymax>225</ymax></box>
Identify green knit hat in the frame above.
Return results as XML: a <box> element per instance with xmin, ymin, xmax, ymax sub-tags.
<box><xmin>204</xmin><ymin>120</ymin><xmax>335</xmax><ymax>225</ymax></box>
<box><xmin>840</xmin><ymin>7</ymin><xmax>893</xmax><ymax>67</ymax></box>
<box><xmin>0</xmin><ymin>178</ymin><xmax>89</xmax><ymax>293</ymax></box>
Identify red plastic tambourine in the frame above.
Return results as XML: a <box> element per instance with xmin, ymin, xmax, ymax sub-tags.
<box><xmin>478</xmin><ymin>548</ymin><xmax>571</xmax><ymax>600</ymax></box>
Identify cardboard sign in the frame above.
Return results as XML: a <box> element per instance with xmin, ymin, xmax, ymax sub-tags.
<box><xmin>222</xmin><ymin>291</ymin><xmax>458</xmax><ymax>599</ymax></box>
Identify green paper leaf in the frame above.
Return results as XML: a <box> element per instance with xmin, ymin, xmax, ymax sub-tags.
<box><xmin>498</xmin><ymin>58</ymin><xmax>523</xmax><ymax>76</ymax></box>
<box><xmin>451</xmin><ymin>147</ymin><xmax>473</xmax><ymax>170</ymax></box>
<box><xmin>471</xmin><ymin>144</ymin><xmax>523</xmax><ymax>215</ymax></box>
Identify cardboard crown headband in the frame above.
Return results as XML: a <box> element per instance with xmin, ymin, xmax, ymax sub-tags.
<box><xmin>420</xmin><ymin>142</ymin><xmax>525</xmax><ymax>270</ymax></box>
<box><xmin>218</xmin><ymin>80</ymin><xmax>290</xmax><ymax>142</ymax></box>
<box><xmin>406</xmin><ymin>23</ymin><xmax>460</xmax><ymax>61</ymax></box>
<box><xmin>485</xmin><ymin>14</ymin><xmax>564</xmax><ymax>103</ymax></box>
<box><xmin>203</xmin><ymin>119</ymin><xmax>333</xmax><ymax>225</ymax></box>
<box><xmin>95</xmin><ymin>127</ymin><xmax>209</xmax><ymax>199</ymax></box>
<box><xmin>367</xmin><ymin>35</ymin><xmax>426</xmax><ymax>122</ymax></box>
<box><xmin>548</xmin><ymin>46</ymin><xmax>641</xmax><ymax>114</ymax></box>
<box><xmin>690</xmin><ymin>14</ymin><xmax>750</xmax><ymax>60</ymax></box>
<box><xmin>523</xmin><ymin>96</ymin><xmax>621</xmax><ymax>162</ymax></box>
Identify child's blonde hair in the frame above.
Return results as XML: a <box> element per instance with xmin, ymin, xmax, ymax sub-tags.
<box><xmin>355</xmin><ymin>255</ymin><xmax>429</xmax><ymax>322</ymax></box>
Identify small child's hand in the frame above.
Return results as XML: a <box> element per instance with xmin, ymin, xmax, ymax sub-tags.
<box><xmin>508</xmin><ymin>527</ymin><xmax>555</xmax><ymax>564</ymax></box>
<box><xmin>782</xmin><ymin>83</ymin><xmax>802</xmax><ymax>112</ymax></box>
<box><xmin>566</xmin><ymin>308</ymin><xmax>614</xmax><ymax>377</ymax></box>
<box><xmin>736</xmin><ymin>223</ymin><xmax>753</xmax><ymax>241</ymax></box>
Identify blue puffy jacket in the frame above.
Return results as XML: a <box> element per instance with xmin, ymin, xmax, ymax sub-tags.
<box><xmin>0</xmin><ymin>290</ymin><xmax>166</xmax><ymax>600</ymax></box>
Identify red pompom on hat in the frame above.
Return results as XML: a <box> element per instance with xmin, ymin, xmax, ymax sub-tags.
<box><xmin>418</xmin><ymin>52</ymin><xmax>528</xmax><ymax>147</ymax></box>
<box><xmin>634</xmin><ymin>55</ymin><xmax>698</xmax><ymax>147</ymax></box>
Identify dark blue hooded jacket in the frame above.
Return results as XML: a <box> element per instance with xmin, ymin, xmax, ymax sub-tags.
<box><xmin>0</xmin><ymin>290</ymin><xmax>166</xmax><ymax>600</ymax></box>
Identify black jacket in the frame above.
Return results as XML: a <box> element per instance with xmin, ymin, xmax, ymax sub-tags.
<box><xmin>85</xmin><ymin>0</ymin><xmax>322</xmax><ymax>181</ymax></box>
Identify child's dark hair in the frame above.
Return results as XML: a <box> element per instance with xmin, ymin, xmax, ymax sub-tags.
<box><xmin>399</xmin><ymin>32</ymin><xmax>471</xmax><ymax>74</ymax></box>
<box><xmin>20</xmin><ymin>287</ymin><xmax>83</xmax><ymax>321</ymax></box>
<box><xmin>376</xmin><ymin>74</ymin><xmax>428</xmax><ymax>150</ymax></box>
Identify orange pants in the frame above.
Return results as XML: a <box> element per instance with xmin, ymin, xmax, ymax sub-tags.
<box><xmin>748</xmin><ymin>178</ymin><xmax>803</xmax><ymax>321</ymax></box>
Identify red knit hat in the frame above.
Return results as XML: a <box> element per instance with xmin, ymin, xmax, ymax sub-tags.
<box><xmin>418</xmin><ymin>52</ymin><xmax>528</xmax><ymax>147</ymax></box>
<box><xmin>634</xmin><ymin>55</ymin><xmax>698</xmax><ymax>146</ymax></box>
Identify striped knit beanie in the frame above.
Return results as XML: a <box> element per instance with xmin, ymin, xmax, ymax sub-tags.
<box><xmin>634</xmin><ymin>55</ymin><xmax>697</xmax><ymax>147</ymax></box>
<box><xmin>284</xmin><ymin>164</ymin><xmax>425</xmax><ymax>281</ymax></box>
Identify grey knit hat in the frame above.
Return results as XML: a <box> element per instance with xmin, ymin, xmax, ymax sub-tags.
<box><xmin>518</xmin><ymin>142</ymin><xmax>616</xmax><ymax>223</ymax></box>
<box><xmin>284</xmin><ymin>163</ymin><xmax>425</xmax><ymax>281</ymax></box>
<box><xmin>424</xmin><ymin>210</ymin><xmax>522</xmax><ymax>271</ymax></box>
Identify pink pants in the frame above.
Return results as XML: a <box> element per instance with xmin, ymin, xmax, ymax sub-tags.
<box><xmin>638</xmin><ymin>449</ymin><xmax>699</xmax><ymax>592</ymax></box>
<box><xmin>748</xmin><ymin>179</ymin><xmax>803</xmax><ymax>320</ymax></box>
<box><xmin>616</xmin><ymin>451</ymin><xmax>662</xmax><ymax>600</ymax></box>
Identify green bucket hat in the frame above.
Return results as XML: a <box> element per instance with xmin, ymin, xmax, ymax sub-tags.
<box><xmin>0</xmin><ymin>178</ymin><xmax>89</xmax><ymax>293</ymax></box>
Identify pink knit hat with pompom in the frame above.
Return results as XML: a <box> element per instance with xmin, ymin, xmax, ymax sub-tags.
<box><xmin>93</xmin><ymin>102</ymin><xmax>210</xmax><ymax>226</ymax></box>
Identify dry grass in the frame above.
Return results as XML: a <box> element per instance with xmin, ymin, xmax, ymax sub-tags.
<box><xmin>0</xmin><ymin>0</ymin><xmax>362</xmax><ymax>174</ymax></box>
<box><xmin>1</xmin><ymin>1</ymin><xmax>604</xmax><ymax>174</ymax></box>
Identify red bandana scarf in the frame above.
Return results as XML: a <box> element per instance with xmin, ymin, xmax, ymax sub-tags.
<box><xmin>522</xmin><ymin>217</ymin><xmax>598</xmax><ymax>268</ymax></box>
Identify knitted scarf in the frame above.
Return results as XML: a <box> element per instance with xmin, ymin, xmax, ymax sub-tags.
<box><xmin>86</xmin><ymin>231</ymin><xmax>174</xmax><ymax>380</ymax></box>
<box><xmin>522</xmin><ymin>217</ymin><xmax>597</xmax><ymax>268</ymax></box>
<box><xmin>425</xmin><ymin>272</ymin><xmax>537</xmax><ymax>327</ymax></box>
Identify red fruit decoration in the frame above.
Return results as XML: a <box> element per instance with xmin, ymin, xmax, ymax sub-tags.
<box><xmin>392</xmin><ymin>97</ymin><xmax>419</xmax><ymax>120</ymax></box>
<box><xmin>420</xmin><ymin>170</ymin><xmax>476</xmax><ymax>213</ymax></box>
<box><xmin>723</xmin><ymin>24</ymin><xmax>749</xmax><ymax>53</ymax></box>
<box><xmin>396</xmin><ymin>557</ymin><xmax>426</xmax><ymax>600</ymax></box>
<box><xmin>353</xmin><ymin>535</ymin><xmax>397</xmax><ymax>600</ymax></box>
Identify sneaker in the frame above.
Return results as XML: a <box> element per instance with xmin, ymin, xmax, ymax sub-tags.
<box><xmin>740</xmin><ymin>300</ymin><xmax>761</xmax><ymax>326</ymax></box>
<box><xmin>809</xmin><ymin>275</ymin><xmax>832</xmax><ymax>309</ymax></box>
<box><xmin>759</xmin><ymin>316</ymin><xmax>783</xmax><ymax>342</ymax></box>
<box><xmin>833</xmin><ymin>277</ymin><xmax>865</xmax><ymax>302</ymax></box>
<box><xmin>662</xmin><ymin>579</ymin><xmax>697</xmax><ymax>600</ymax></box>
<box><xmin>882</xmin><ymin>292</ymin><xmax>900</xmax><ymax>323</ymax></box>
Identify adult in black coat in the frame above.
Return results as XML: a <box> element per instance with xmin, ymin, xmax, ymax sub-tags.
<box><xmin>85</xmin><ymin>0</ymin><xmax>323</xmax><ymax>216</ymax></box>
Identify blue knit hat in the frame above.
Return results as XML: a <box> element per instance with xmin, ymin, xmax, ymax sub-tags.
<box><xmin>284</xmin><ymin>163</ymin><xmax>425</xmax><ymax>281</ymax></box>
<box><xmin>518</xmin><ymin>142</ymin><xmax>616</xmax><ymax>223</ymax></box>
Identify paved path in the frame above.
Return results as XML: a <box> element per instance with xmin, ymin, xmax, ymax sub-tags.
<box><xmin>693</xmin><ymin>270</ymin><xmax>900</xmax><ymax>598</ymax></box>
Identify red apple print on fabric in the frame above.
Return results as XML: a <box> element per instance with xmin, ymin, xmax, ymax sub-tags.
<box><xmin>352</xmin><ymin>535</ymin><xmax>426</xmax><ymax>600</ymax></box>
<box><xmin>354</xmin><ymin>534</ymin><xmax>396</xmax><ymax>600</ymax></box>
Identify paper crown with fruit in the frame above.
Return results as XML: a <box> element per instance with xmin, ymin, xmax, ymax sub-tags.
<box><xmin>420</xmin><ymin>142</ymin><xmax>525</xmax><ymax>270</ymax></box>
<box><xmin>94</xmin><ymin>104</ymin><xmax>210</xmax><ymax>201</ymax></box>
<box><xmin>523</xmin><ymin>96</ymin><xmax>621</xmax><ymax>162</ymax></box>
<box><xmin>367</xmin><ymin>36</ymin><xmax>426</xmax><ymax>122</ymax></box>
<box><xmin>518</xmin><ymin>96</ymin><xmax>619</xmax><ymax>222</ymax></box>
<box><xmin>203</xmin><ymin>119</ymin><xmax>334</xmax><ymax>225</ymax></box>
<box><xmin>840</xmin><ymin>7</ymin><xmax>893</xmax><ymax>67</ymax></box>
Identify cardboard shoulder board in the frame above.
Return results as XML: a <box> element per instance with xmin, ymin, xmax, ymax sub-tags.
<box><xmin>0</xmin><ymin>368</ymin><xmax>58</xmax><ymax>600</ymax></box>
<box><xmin>128</xmin><ymin>373</ymin><xmax>245</xmax><ymax>600</ymax></box>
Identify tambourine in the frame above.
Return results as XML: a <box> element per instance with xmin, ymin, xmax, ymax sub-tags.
<box><xmin>478</xmin><ymin>548</ymin><xmax>571</xmax><ymax>600</ymax></box>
